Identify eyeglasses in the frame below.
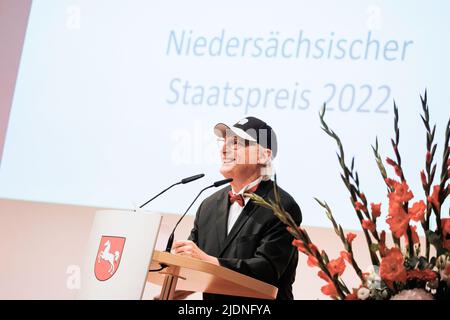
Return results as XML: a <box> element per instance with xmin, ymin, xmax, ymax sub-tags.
<box><xmin>216</xmin><ymin>136</ymin><xmax>251</xmax><ymax>150</ymax></box>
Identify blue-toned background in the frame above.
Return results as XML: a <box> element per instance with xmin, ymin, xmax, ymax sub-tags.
<box><xmin>1</xmin><ymin>0</ymin><xmax>449</xmax><ymax>231</ymax></box>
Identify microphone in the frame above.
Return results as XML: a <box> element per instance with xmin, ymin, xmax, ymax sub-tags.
<box><xmin>214</xmin><ymin>178</ymin><xmax>233</xmax><ymax>187</ymax></box>
<box><xmin>138</xmin><ymin>173</ymin><xmax>205</xmax><ymax>209</ymax></box>
<box><xmin>181</xmin><ymin>174</ymin><xmax>205</xmax><ymax>184</ymax></box>
<box><xmin>164</xmin><ymin>178</ymin><xmax>233</xmax><ymax>253</ymax></box>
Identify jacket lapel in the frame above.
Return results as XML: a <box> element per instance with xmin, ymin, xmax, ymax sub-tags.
<box><xmin>218</xmin><ymin>180</ymin><xmax>273</xmax><ymax>257</ymax></box>
<box><xmin>215</xmin><ymin>186</ymin><xmax>231</xmax><ymax>253</ymax></box>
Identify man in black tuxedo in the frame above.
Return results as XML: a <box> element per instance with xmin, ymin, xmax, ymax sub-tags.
<box><xmin>172</xmin><ymin>117</ymin><xmax>302</xmax><ymax>300</ymax></box>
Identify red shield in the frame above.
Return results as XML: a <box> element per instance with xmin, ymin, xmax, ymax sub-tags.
<box><xmin>95</xmin><ymin>236</ymin><xmax>126</xmax><ymax>281</ymax></box>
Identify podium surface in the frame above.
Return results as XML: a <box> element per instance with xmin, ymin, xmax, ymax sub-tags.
<box><xmin>148</xmin><ymin>250</ymin><xmax>278</xmax><ymax>299</ymax></box>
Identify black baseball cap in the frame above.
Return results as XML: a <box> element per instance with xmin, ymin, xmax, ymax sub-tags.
<box><xmin>214</xmin><ymin>116</ymin><xmax>278</xmax><ymax>158</ymax></box>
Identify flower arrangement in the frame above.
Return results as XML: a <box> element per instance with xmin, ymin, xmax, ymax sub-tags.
<box><xmin>248</xmin><ymin>91</ymin><xmax>450</xmax><ymax>300</ymax></box>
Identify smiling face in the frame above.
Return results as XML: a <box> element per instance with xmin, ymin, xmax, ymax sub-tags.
<box><xmin>219</xmin><ymin>135</ymin><xmax>271</xmax><ymax>181</ymax></box>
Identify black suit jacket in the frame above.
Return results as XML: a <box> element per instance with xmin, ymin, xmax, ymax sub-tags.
<box><xmin>188</xmin><ymin>179</ymin><xmax>302</xmax><ymax>300</ymax></box>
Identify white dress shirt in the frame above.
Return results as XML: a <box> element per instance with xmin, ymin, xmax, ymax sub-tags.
<box><xmin>227</xmin><ymin>177</ymin><xmax>262</xmax><ymax>234</ymax></box>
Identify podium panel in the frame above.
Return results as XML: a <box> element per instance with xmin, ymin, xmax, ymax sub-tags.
<box><xmin>148</xmin><ymin>251</ymin><xmax>278</xmax><ymax>299</ymax></box>
<box><xmin>77</xmin><ymin>210</ymin><xmax>161</xmax><ymax>299</ymax></box>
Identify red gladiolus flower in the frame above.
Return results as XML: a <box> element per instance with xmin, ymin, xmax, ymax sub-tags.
<box><xmin>428</xmin><ymin>185</ymin><xmax>440</xmax><ymax>210</ymax></box>
<box><xmin>385</xmin><ymin>178</ymin><xmax>397</xmax><ymax>189</ymax></box>
<box><xmin>380</xmin><ymin>248</ymin><xmax>407</xmax><ymax>283</ymax></box>
<box><xmin>345</xmin><ymin>289</ymin><xmax>358</xmax><ymax>300</ymax></box>
<box><xmin>391</xmin><ymin>181</ymin><xmax>414</xmax><ymax>203</ymax></box>
<box><xmin>379</xmin><ymin>231</ymin><xmax>388</xmax><ymax>256</ymax></box>
<box><xmin>318</xmin><ymin>271</ymin><xmax>337</xmax><ymax>297</ymax></box>
<box><xmin>443</xmin><ymin>218</ymin><xmax>450</xmax><ymax>234</ymax></box>
<box><xmin>340</xmin><ymin>251</ymin><xmax>352</xmax><ymax>264</ymax></box>
<box><xmin>388</xmin><ymin>195</ymin><xmax>405</xmax><ymax>216</ymax></box>
<box><xmin>362</xmin><ymin>220</ymin><xmax>376</xmax><ymax>232</ymax></box>
<box><xmin>321</xmin><ymin>282</ymin><xmax>337</xmax><ymax>296</ymax></box>
<box><xmin>386</xmin><ymin>212</ymin><xmax>410</xmax><ymax>238</ymax></box>
<box><xmin>386</xmin><ymin>157</ymin><xmax>403</xmax><ymax>178</ymax></box>
<box><xmin>426</xmin><ymin>151</ymin><xmax>431</xmax><ymax>163</ymax></box>
<box><xmin>386</xmin><ymin>157</ymin><xmax>397</xmax><ymax>167</ymax></box>
<box><xmin>406</xmin><ymin>269</ymin><xmax>437</xmax><ymax>282</ymax></box>
<box><xmin>411</xmin><ymin>225</ymin><xmax>419</xmax><ymax>244</ymax></box>
<box><xmin>362</xmin><ymin>272</ymin><xmax>371</xmax><ymax>280</ymax></box>
<box><xmin>371</xmin><ymin>203</ymin><xmax>381</xmax><ymax>218</ymax></box>
<box><xmin>292</xmin><ymin>240</ymin><xmax>319</xmax><ymax>257</ymax></box>
<box><xmin>420</xmin><ymin>170</ymin><xmax>427</xmax><ymax>188</ymax></box>
<box><xmin>292</xmin><ymin>239</ymin><xmax>308</xmax><ymax>254</ymax></box>
<box><xmin>346</xmin><ymin>232</ymin><xmax>357</xmax><ymax>244</ymax></box>
<box><xmin>318</xmin><ymin>270</ymin><xmax>330</xmax><ymax>282</ymax></box>
<box><xmin>308</xmin><ymin>243</ymin><xmax>319</xmax><ymax>255</ymax></box>
<box><xmin>421</xmin><ymin>269</ymin><xmax>437</xmax><ymax>282</ymax></box>
<box><xmin>360</xmin><ymin>193</ymin><xmax>367</xmax><ymax>203</ymax></box>
<box><xmin>307</xmin><ymin>254</ymin><xmax>319</xmax><ymax>267</ymax></box>
<box><xmin>408</xmin><ymin>200</ymin><xmax>426</xmax><ymax>222</ymax></box>
<box><xmin>394</xmin><ymin>166</ymin><xmax>403</xmax><ymax>178</ymax></box>
<box><xmin>354</xmin><ymin>201</ymin><xmax>367</xmax><ymax>212</ymax></box>
<box><xmin>328</xmin><ymin>257</ymin><xmax>346</xmax><ymax>277</ymax></box>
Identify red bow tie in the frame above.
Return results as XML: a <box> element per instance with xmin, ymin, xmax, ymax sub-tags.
<box><xmin>228</xmin><ymin>184</ymin><xmax>259</xmax><ymax>207</ymax></box>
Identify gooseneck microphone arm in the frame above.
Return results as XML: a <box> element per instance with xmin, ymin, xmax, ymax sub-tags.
<box><xmin>164</xmin><ymin>185</ymin><xmax>211</xmax><ymax>252</ymax></box>
<box><xmin>148</xmin><ymin>177</ymin><xmax>233</xmax><ymax>272</ymax></box>
<box><xmin>138</xmin><ymin>173</ymin><xmax>204</xmax><ymax>209</ymax></box>
<box><xmin>164</xmin><ymin>178</ymin><xmax>233</xmax><ymax>253</ymax></box>
<box><xmin>139</xmin><ymin>181</ymin><xmax>180</xmax><ymax>209</ymax></box>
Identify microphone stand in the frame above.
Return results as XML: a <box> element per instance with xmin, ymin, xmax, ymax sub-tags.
<box><xmin>149</xmin><ymin>178</ymin><xmax>232</xmax><ymax>272</ymax></box>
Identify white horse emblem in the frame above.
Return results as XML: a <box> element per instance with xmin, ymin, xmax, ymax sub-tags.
<box><xmin>97</xmin><ymin>240</ymin><xmax>121</xmax><ymax>275</ymax></box>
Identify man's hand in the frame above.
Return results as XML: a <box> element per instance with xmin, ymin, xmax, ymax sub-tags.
<box><xmin>172</xmin><ymin>240</ymin><xmax>219</xmax><ymax>265</ymax></box>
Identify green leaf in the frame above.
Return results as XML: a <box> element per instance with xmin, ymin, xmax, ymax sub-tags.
<box><xmin>425</xmin><ymin>230</ymin><xmax>446</xmax><ymax>255</ymax></box>
<box><xmin>321</xmin><ymin>250</ymin><xmax>330</xmax><ymax>264</ymax></box>
<box><xmin>417</xmin><ymin>256</ymin><xmax>430</xmax><ymax>270</ymax></box>
<box><xmin>405</xmin><ymin>256</ymin><xmax>419</xmax><ymax>270</ymax></box>
<box><xmin>370</xmin><ymin>243</ymin><xmax>379</xmax><ymax>253</ymax></box>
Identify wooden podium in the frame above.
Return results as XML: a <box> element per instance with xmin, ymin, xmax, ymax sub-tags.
<box><xmin>147</xmin><ymin>250</ymin><xmax>278</xmax><ymax>300</ymax></box>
